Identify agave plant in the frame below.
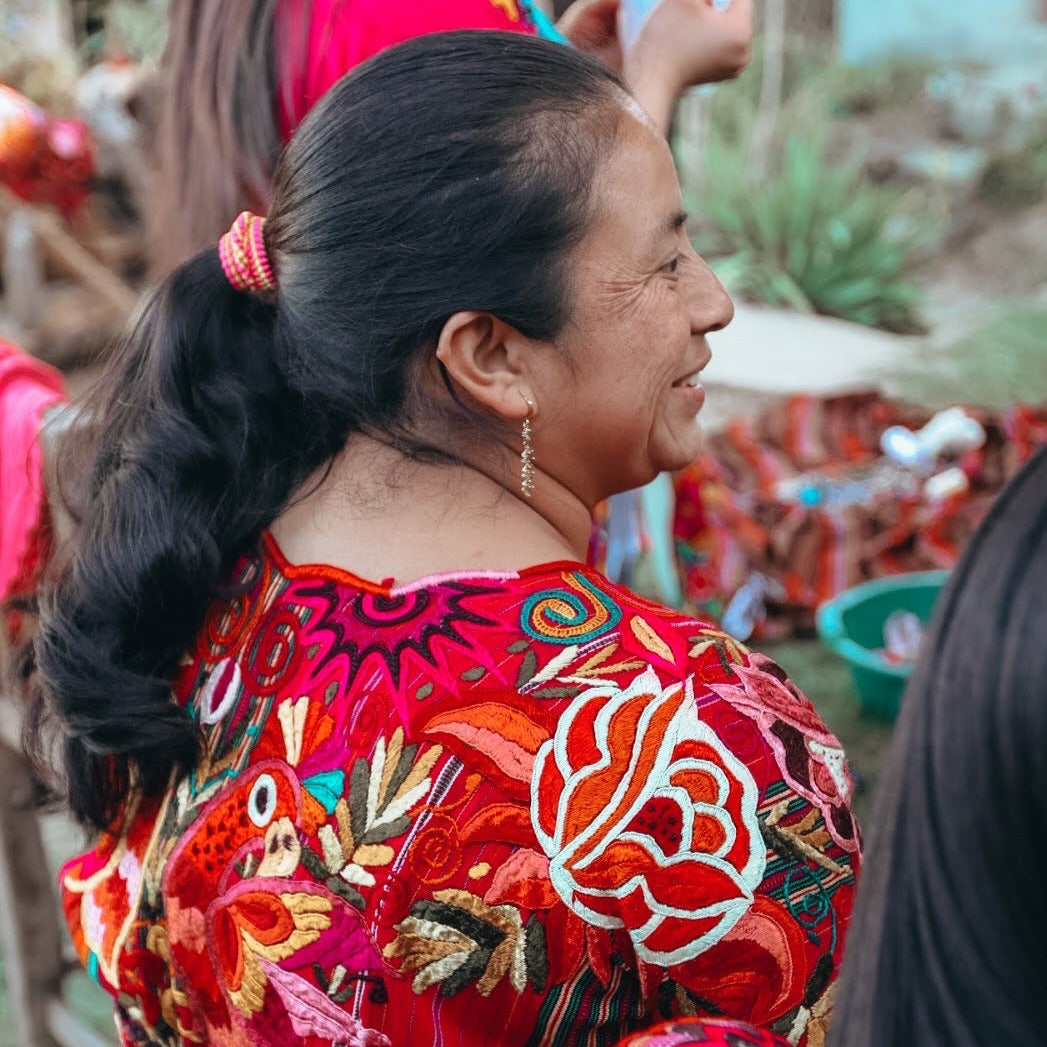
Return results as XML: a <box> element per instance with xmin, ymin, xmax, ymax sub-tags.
<box><xmin>692</xmin><ymin>133</ymin><xmax>927</xmax><ymax>334</ymax></box>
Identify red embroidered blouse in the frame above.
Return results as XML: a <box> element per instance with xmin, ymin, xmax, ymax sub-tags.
<box><xmin>61</xmin><ymin>534</ymin><xmax>859</xmax><ymax>1046</ymax></box>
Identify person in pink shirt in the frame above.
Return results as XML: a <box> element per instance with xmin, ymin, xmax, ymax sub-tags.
<box><xmin>150</xmin><ymin>0</ymin><xmax>753</xmax><ymax>274</ymax></box>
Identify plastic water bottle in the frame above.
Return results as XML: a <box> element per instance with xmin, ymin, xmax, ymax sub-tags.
<box><xmin>721</xmin><ymin>573</ymin><xmax>785</xmax><ymax>642</ymax></box>
<box><xmin>881</xmin><ymin>407</ymin><xmax>985</xmax><ymax>475</ymax></box>
<box><xmin>775</xmin><ymin>463</ymin><xmax>920</xmax><ymax>511</ymax></box>
<box><xmin>881</xmin><ymin>610</ymin><xmax>924</xmax><ymax>665</ymax></box>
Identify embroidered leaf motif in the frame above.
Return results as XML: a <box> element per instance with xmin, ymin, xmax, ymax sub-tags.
<box><xmin>360</xmin><ymin>815</ymin><xmax>411</xmax><ymax>846</ymax></box>
<box><xmin>312</xmin><ymin>730</ymin><xmax>441</xmax><ymax>892</ymax></box>
<box><xmin>460</xmin><ymin>665</ymin><xmax>486</xmax><ymax>682</ymax></box>
<box><xmin>516</xmin><ymin>649</ymin><xmax>539</xmax><ymax>688</ymax></box>
<box><xmin>353</xmin><ymin>844</ymin><xmax>395</xmax><ymax>866</ymax></box>
<box><xmin>324</xmin><ymin>876</ymin><xmax>366</xmax><ymax>910</ymax></box>
<box><xmin>523</xmin><ymin>914</ymin><xmax>548</xmax><ymax>993</ymax></box>
<box><xmin>762</xmin><ymin>800</ymin><xmax>847</xmax><ymax>878</ymax></box>
<box><xmin>507</xmin><ymin>640</ymin><xmax>530</xmax><ymax>655</ymax></box>
<box><xmin>460</xmin><ymin>803</ymin><xmax>539</xmax><ymax>850</ymax></box>
<box><xmin>278</xmin><ymin>697</ymin><xmax>308</xmax><ymax>765</ymax></box>
<box><xmin>423</xmin><ymin>703</ymin><xmax>550</xmax><ymax>788</ymax></box>
<box><xmin>531</xmin><ymin>686</ymin><xmax>582</xmax><ymax>700</ymax></box>
<box><xmin>383</xmin><ymin>889</ymin><xmax>546</xmax><ymax>998</ymax></box>
<box><xmin>629</xmin><ymin>616</ymin><xmax>675</xmax><ymax>663</ymax></box>
<box><xmin>416</xmin><ymin>682</ymin><xmax>434</xmax><ymax>701</ymax></box>
<box><xmin>527</xmin><ymin>645</ymin><xmax>580</xmax><ymax>688</ymax></box>
<box><xmin>688</xmin><ymin>628</ymin><xmax>750</xmax><ymax>672</ymax></box>
<box><xmin>300</xmin><ymin>845</ymin><xmax>330</xmax><ymax>881</ymax></box>
<box><xmin>568</xmin><ymin>642</ymin><xmax>647</xmax><ymax>681</ymax></box>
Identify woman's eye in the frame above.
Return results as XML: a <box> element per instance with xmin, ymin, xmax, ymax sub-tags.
<box><xmin>664</xmin><ymin>256</ymin><xmax>681</xmax><ymax>274</ymax></box>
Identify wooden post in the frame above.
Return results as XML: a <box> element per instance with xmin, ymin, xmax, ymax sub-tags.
<box><xmin>0</xmin><ymin>708</ymin><xmax>63</xmax><ymax>1047</ymax></box>
<box><xmin>0</xmin><ymin>188</ymin><xmax>138</xmax><ymax>319</ymax></box>
<box><xmin>750</xmin><ymin>0</ymin><xmax>786</xmax><ymax>179</ymax></box>
<box><xmin>3</xmin><ymin>209</ymin><xmax>46</xmax><ymax>332</ymax></box>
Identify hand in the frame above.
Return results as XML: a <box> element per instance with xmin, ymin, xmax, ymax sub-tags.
<box><xmin>623</xmin><ymin>0</ymin><xmax>753</xmax><ymax>133</ymax></box>
<box><xmin>629</xmin><ymin>0</ymin><xmax>753</xmax><ymax>88</ymax></box>
<box><xmin>557</xmin><ymin>0</ymin><xmax>624</xmax><ymax>75</ymax></box>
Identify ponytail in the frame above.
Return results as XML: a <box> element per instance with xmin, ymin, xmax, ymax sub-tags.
<box><xmin>31</xmin><ymin>251</ymin><xmax>345</xmax><ymax>830</ymax></box>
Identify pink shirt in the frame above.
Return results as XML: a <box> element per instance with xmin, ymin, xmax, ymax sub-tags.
<box><xmin>277</xmin><ymin>0</ymin><xmax>545</xmax><ymax>141</ymax></box>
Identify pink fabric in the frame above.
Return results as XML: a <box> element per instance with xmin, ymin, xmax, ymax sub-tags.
<box><xmin>277</xmin><ymin>0</ymin><xmax>538</xmax><ymax>141</ymax></box>
<box><xmin>0</xmin><ymin>340</ymin><xmax>66</xmax><ymax>603</ymax></box>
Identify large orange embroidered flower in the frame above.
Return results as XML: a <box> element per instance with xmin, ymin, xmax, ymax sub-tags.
<box><xmin>531</xmin><ymin>668</ymin><xmax>765</xmax><ymax>966</ymax></box>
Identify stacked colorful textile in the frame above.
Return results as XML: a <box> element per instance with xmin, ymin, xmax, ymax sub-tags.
<box><xmin>674</xmin><ymin>392</ymin><xmax>1047</xmax><ymax>638</ymax></box>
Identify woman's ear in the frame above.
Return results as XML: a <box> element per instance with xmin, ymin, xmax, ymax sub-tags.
<box><xmin>435</xmin><ymin>310</ymin><xmax>535</xmax><ymax>421</ymax></box>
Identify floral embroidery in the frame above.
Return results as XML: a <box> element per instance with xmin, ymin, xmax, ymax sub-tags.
<box><xmin>420</xmin><ymin>697</ymin><xmax>552</xmax><ymax>801</ymax></box>
<box><xmin>291</xmin><ymin>573</ymin><xmax>497</xmax><ymax>697</ymax></box>
<box><xmin>668</xmin><ymin>896</ymin><xmax>809</xmax><ymax>1028</ymax></box>
<box><xmin>383</xmin><ymin>889</ymin><xmax>547</xmax><ymax>997</ymax></box>
<box><xmin>709</xmin><ymin>655</ymin><xmax>858</xmax><ymax>853</ymax></box>
<box><xmin>318</xmin><ymin>728</ymin><xmax>443</xmax><ymax>891</ymax></box>
<box><xmin>531</xmin><ymin>667</ymin><xmax>766</xmax><ymax>965</ymax></box>
<box><xmin>687</xmin><ymin>628</ymin><xmax>750</xmax><ymax>674</ymax></box>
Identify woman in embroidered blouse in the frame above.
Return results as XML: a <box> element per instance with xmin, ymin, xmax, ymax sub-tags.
<box><xmin>35</xmin><ymin>33</ymin><xmax>858</xmax><ymax>1047</ymax></box>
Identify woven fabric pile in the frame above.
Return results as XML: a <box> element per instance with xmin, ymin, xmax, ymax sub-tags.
<box><xmin>673</xmin><ymin>392</ymin><xmax>1047</xmax><ymax>638</ymax></box>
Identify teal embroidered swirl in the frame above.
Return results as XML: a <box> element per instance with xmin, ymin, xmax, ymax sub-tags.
<box><xmin>522</xmin><ymin>572</ymin><xmax>622</xmax><ymax>645</ymax></box>
<box><xmin>784</xmin><ymin>866</ymin><xmax>838</xmax><ymax>954</ymax></box>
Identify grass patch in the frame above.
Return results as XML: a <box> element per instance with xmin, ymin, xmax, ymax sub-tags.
<box><xmin>897</xmin><ymin>301</ymin><xmax>1047</xmax><ymax>409</ymax></box>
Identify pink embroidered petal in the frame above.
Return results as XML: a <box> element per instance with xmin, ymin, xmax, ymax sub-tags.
<box><xmin>258</xmin><ymin>958</ymin><xmax>391</xmax><ymax>1046</ymax></box>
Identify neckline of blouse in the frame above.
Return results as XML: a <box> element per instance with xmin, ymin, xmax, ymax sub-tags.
<box><xmin>260</xmin><ymin>529</ymin><xmax>590</xmax><ymax>598</ymax></box>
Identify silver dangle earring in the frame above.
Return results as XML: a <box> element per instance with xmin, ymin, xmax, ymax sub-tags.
<box><xmin>520</xmin><ymin>396</ymin><xmax>536</xmax><ymax>499</ymax></box>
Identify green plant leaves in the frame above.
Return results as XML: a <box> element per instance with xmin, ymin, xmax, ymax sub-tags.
<box><xmin>685</xmin><ymin>55</ymin><xmax>927</xmax><ymax>334</ymax></box>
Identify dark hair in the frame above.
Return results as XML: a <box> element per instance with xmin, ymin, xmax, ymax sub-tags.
<box><xmin>829</xmin><ymin>443</ymin><xmax>1047</xmax><ymax>1046</ymax></box>
<box><xmin>30</xmin><ymin>31</ymin><xmax>625</xmax><ymax>831</ymax></box>
<box><xmin>151</xmin><ymin>0</ymin><xmax>284</xmax><ymax>275</ymax></box>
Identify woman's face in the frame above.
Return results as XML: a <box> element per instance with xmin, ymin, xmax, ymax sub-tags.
<box><xmin>533</xmin><ymin>109</ymin><xmax>733</xmax><ymax>506</ymax></box>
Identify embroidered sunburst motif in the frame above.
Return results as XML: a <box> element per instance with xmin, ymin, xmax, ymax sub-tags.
<box><xmin>291</xmin><ymin>577</ymin><xmax>498</xmax><ymax>691</ymax></box>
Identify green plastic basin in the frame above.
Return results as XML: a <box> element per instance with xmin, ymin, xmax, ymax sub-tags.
<box><xmin>815</xmin><ymin>571</ymin><xmax>950</xmax><ymax>720</ymax></box>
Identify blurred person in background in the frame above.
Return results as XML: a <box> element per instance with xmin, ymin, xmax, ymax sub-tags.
<box><xmin>36</xmin><ymin>33</ymin><xmax>858</xmax><ymax>1047</ymax></box>
<box><xmin>149</xmin><ymin>0</ymin><xmax>754</xmax><ymax>275</ymax></box>
<box><xmin>828</xmin><ymin>443</ymin><xmax>1047</xmax><ymax>1047</ymax></box>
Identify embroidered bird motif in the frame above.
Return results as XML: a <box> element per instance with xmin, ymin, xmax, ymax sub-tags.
<box><xmin>162</xmin><ymin>760</ymin><xmax>389</xmax><ymax>1046</ymax></box>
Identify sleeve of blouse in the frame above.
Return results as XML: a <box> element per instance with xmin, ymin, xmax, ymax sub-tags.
<box><xmin>530</xmin><ymin>628</ymin><xmax>859</xmax><ymax>1035</ymax></box>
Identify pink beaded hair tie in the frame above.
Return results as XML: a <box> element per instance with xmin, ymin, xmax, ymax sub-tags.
<box><xmin>218</xmin><ymin>211</ymin><xmax>276</xmax><ymax>293</ymax></box>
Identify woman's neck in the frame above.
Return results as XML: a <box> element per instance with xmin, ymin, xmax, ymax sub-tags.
<box><xmin>270</xmin><ymin>434</ymin><xmax>593</xmax><ymax>585</ymax></box>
